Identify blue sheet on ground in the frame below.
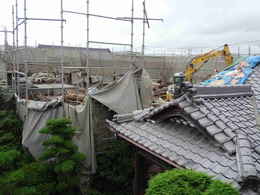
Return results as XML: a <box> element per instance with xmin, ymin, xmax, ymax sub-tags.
<box><xmin>201</xmin><ymin>56</ymin><xmax>260</xmax><ymax>86</ymax></box>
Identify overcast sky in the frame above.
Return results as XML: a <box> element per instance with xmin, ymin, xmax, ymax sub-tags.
<box><xmin>1</xmin><ymin>0</ymin><xmax>260</xmax><ymax>53</ymax></box>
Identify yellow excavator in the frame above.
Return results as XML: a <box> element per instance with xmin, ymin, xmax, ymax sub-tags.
<box><xmin>184</xmin><ymin>44</ymin><xmax>233</xmax><ymax>82</ymax></box>
<box><xmin>164</xmin><ymin>44</ymin><xmax>233</xmax><ymax>101</ymax></box>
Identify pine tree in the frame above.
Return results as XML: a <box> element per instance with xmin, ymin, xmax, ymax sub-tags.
<box><xmin>39</xmin><ymin>118</ymin><xmax>86</xmax><ymax>195</ymax></box>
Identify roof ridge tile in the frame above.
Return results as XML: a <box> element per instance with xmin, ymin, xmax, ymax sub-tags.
<box><xmin>236</xmin><ymin>131</ymin><xmax>258</xmax><ymax>182</ymax></box>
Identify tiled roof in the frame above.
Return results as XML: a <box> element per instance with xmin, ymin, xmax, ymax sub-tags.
<box><xmin>247</xmin><ymin>65</ymin><xmax>260</xmax><ymax>113</ymax></box>
<box><xmin>107</xmin><ymin>85</ymin><xmax>260</xmax><ymax>194</ymax></box>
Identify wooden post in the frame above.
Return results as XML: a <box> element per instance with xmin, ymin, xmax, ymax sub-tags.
<box><xmin>133</xmin><ymin>152</ymin><xmax>146</xmax><ymax>195</ymax></box>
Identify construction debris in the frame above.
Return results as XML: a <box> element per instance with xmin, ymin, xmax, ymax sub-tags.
<box><xmin>29</xmin><ymin>72</ymin><xmax>57</xmax><ymax>84</ymax></box>
<box><xmin>64</xmin><ymin>89</ymin><xmax>86</xmax><ymax>104</ymax></box>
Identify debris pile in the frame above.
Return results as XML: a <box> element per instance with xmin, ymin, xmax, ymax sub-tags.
<box><xmin>29</xmin><ymin>72</ymin><xmax>57</xmax><ymax>84</ymax></box>
<box><xmin>64</xmin><ymin>89</ymin><xmax>85</xmax><ymax>104</ymax></box>
<box><xmin>29</xmin><ymin>93</ymin><xmax>54</xmax><ymax>101</ymax></box>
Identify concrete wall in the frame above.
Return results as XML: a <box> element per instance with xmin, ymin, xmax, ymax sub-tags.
<box><xmin>7</xmin><ymin>46</ymin><xmax>231</xmax><ymax>83</ymax></box>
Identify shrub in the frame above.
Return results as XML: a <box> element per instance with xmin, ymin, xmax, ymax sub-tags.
<box><xmin>91</xmin><ymin>139</ymin><xmax>134</xmax><ymax>195</ymax></box>
<box><xmin>0</xmin><ymin>116</ymin><xmax>86</xmax><ymax>195</ymax></box>
<box><xmin>145</xmin><ymin>169</ymin><xmax>239</xmax><ymax>195</ymax></box>
<box><xmin>39</xmin><ymin>118</ymin><xmax>86</xmax><ymax>194</ymax></box>
<box><xmin>204</xmin><ymin>180</ymin><xmax>239</xmax><ymax>195</ymax></box>
<box><xmin>0</xmin><ymin>162</ymin><xmax>56</xmax><ymax>195</ymax></box>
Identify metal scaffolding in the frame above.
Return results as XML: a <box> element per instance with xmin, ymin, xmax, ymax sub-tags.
<box><xmin>0</xmin><ymin>0</ymin><xmax>164</xmax><ymax>113</ymax></box>
<box><xmin>14</xmin><ymin>0</ymin><xmax>65</xmax><ymax>113</ymax></box>
<box><xmin>63</xmin><ymin>0</ymin><xmax>136</xmax><ymax>92</ymax></box>
<box><xmin>62</xmin><ymin>0</ymin><xmax>163</xmax><ymax>89</ymax></box>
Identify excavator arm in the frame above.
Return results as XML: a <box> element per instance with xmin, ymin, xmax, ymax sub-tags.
<box><xmin>184</xmin><ymin>44</ymin><xmax>233</xmax><ymax>82</ymax></box>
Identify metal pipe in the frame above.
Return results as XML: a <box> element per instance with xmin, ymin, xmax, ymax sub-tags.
<box><xmin>64</xmin><ymin>10</ymin><xmax>87</xmax><ymax>16</ymax></box>
<box><xmin>60</xmin><ymin>0</ymin><xmax>65</xmax><ymax>101</ymax></box>
<box><xmin>24</xmin><ymin>0</ymin><xmax>29</xmax><ymax>107</ymax></box>
<box><xmin>131</xmin><ymin>0</ymin><xmax>134</xmax><ymax>63</ymax></box>
<box><xmin>64</xmin><ymin>10</ymin><xmax>130</xmax><ymax>22</ymax></box>
<box><xmin>16</xmin><ymin>0</ymin><xmax>20</xmax><ymax>97</ymax></box>
<box><xmin>15</xmin><ymin>19</ymin><xmax>25</xmax><ymax>30</ymax></box>
<box><xmin>142</xmin><ymin>0</ymin><xmax>145</xmax><ymax>56</ymax></box>
<box><xmin>86</xmin><ymin>0</ymin><xmax>90</xmax><ymax>94</ymax></box>
<box><xmin>12</xmin><ymin>5</ymin><xmax>15</xmax><ymax>89</ymax></box>
<box><xmin>117</xmin><ymin>17</ymin><xmax>163</xmax><ymax>22</ymax></box>
<box><xmin>0</xmin><ymin>30</ymin><xmax>13</xmax><ymax>33</ymax></box>
<box><xmin>89</xmin><ymin>40</ymin><xmax>131</xmax><ymax>46</ymax></box>
<box><xmin>18</xmin><ymin>17</ymin><xmax>66</xmax><ymax>22</ymax></box>
<box><xmin>89</xmin><ymin>13</ymin><xmax>130</xmax><ymax>21</ymax></box>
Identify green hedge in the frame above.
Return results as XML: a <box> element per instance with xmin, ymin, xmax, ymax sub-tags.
<box><xmin>145</xmin><ymin>169</ymin><xmax>239</xmax><ymax>195</ymax></box>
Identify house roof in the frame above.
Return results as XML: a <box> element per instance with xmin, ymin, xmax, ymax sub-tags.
<box><xmin>106</xmin><ymin>84</ymin><xmax>260</xmax><ymax>194</ymax></box>
<box><xmin>247</xmin><ymin>65</ymin><xmax>260</xmax><ymax>114</ymax></box>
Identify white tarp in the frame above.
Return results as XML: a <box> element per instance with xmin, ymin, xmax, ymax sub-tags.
<box><xmin>17</xmin><ymin>68</ymin><xmax>153</xmax><ymax>172</ymax></box>
<box><xmin>90</xmin><ymin>68</ymin><xmax>153</xmax><ymax>114</ymax></box>
<box><xmin>18</xmin><ymin>97</ymin><xmax>96</xmax><ymax>172</ymax></box>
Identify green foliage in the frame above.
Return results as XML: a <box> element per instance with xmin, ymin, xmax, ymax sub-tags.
<box><xmin>145</xmin><ymin>169</ymin><xmax>239</xmax><ymax>195</ymax></box>
<box><xmin>86</xmin><ymin>188</ymin><xmax>105</xmax><ymax>195</ymax></box>
<box><xmin>0</xmin><ymin>111</ymin><xmax>32</xmax><ymax>175</ymax></box>
<box><xmin>39</xmin><ymin>118</ymin><xmax>86</xmax><ymax>194</ymax></box>
<box><xmin>0</xmin><ymin>162</ymin><xmax>56</xmax><ymax>195</ymax></box>
<box><xmin>0</xmin><ymin>111</ymin><xmax>23</xmax><ymax>131</ymax></box>
<box><xmin>0</xmin><ymin>113</ymin><xmax>85</xmax><ymax>195</ymax></box>
<box><xmin>0</xmin><ymin>150</ymin><xmax>21</xmax><ymax>172</ymax></box>
<box><xmin>204</xmin><ymin>180</ymin><xmax>239</xmax><ymax>195</ymax></box>
<box><xmin>0</xmin><ymin>111</ymin><xmax>23</xmax><ymax>149</ymax></box>
<box><xmin>91</xmin><ymin>139</ymin><xmax>134</xmax><ymax>195</ymax></box>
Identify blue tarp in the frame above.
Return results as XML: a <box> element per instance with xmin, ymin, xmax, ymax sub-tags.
<box><xmin>201</xmin><ymin>56</ymin><xmax>260</xmax><ymax>86</ymax></box>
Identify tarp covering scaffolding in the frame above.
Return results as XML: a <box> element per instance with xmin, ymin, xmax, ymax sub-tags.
<box><xmin>201</xmin><ymin>56</ymin><xmax>260</xmax><ymax>86</ymax></box>
<box><xmin>16</xmin><ymin>68</ymin><xmax>153</xmax><ymax>173</ymax></box>
<box><xmin>90</xmin><ymin>68</ymin><xmax>153</xmax><ymax>114</ymax></box>
<box><xmin>17</xmin><ymin>97</ymin><xmax>96</xmax><ymax>173</ymax></box>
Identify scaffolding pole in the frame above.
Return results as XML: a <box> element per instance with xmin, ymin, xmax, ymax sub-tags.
<box><xmin>15</xmin><ymin>0</ymin><xmax>20</xmax><ymax>97</ymax></box>
<box><xmin>86</xmin><ymin>0</ymin><xmax>90</xmax><ymax>93</ymax></box>
<box><xmin>0</xmin><ymin>30</ymin><xmax>13</xmax><ymax>33</ymax></box>
<box><xmin>12</xmin><ymin>5</ymin><xmax>16</xmax><ymax>89</ymax></box>
<box><xmin>131</xmin><ymin>0</ymin><xmax>134</xmax><ymax>63</ymax></box>
<box><xmin>64</xmin><ymin>10</ymin><xmax>130</xmax><ymax>22</ymax></box>
<box><xmin>24</xmin><ymin>0</ymin><xmax>29</xmax><ymax>113</ymax></box>
<box><xmin>89</xmin><ymin>41</ymin><xmax>131</xmax><ymax>47</ymax></box>
<box><xmin>18</xmin><ymin>17</ymin><xmax>66</xmax><ymax>22</ymax></box>
<box><xmin>61</xmin><ymin>0</ymin><xmax>65</xmax><ymax>101</ymax></box>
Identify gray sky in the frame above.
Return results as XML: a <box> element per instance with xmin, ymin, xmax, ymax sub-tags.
<box><xmin>1</xmin><ymin>0</ymin><xmax>260</xmax><ymax>53</ymax></box>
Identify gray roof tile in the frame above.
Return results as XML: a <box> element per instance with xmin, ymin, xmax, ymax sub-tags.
<box><xmin>223</xmin><ymin>141</ymin><xmax>236</xmax><ymax>154</ymax></box>
<box><xmin>214</xmin><ymin>133</ymin><xmax>230</xmax><ymax>144</ymax></box>
<box><xmin>107</xmin><ymin>83</ymin><xmax>260</xmax><ymax>193</ymax></box>
<box><xmin>207</xmin><ymin>113</ymin><xmax>219</xmax><ymax>122</ymax></box>
<box><xmin>215</xmin><ymin>120</ymin><xmax>227</xmax><ymax>130</ymax></box>
<box><xmin>184</xmin><ymin>106</ymin><xmax>199</xmax><ymax>113</ymax></box>
<box><xmin>223</xmin><ymin>128</ymin><xmax>236</xmax><ymax>139</ymax></box>
<box><xmin>190</xmin><ymin>111</ymin><xmax>206</xmax><ymax>120</ymax></box>
<box><xmin>198</xmin><ymin>117</ymin><xmax>213</xmax><ymax>127</ymax></box>
<box><xmin>206</xmin><ymin>125</ymin><xmax>222</xmax><ymax>135</ymax></box>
